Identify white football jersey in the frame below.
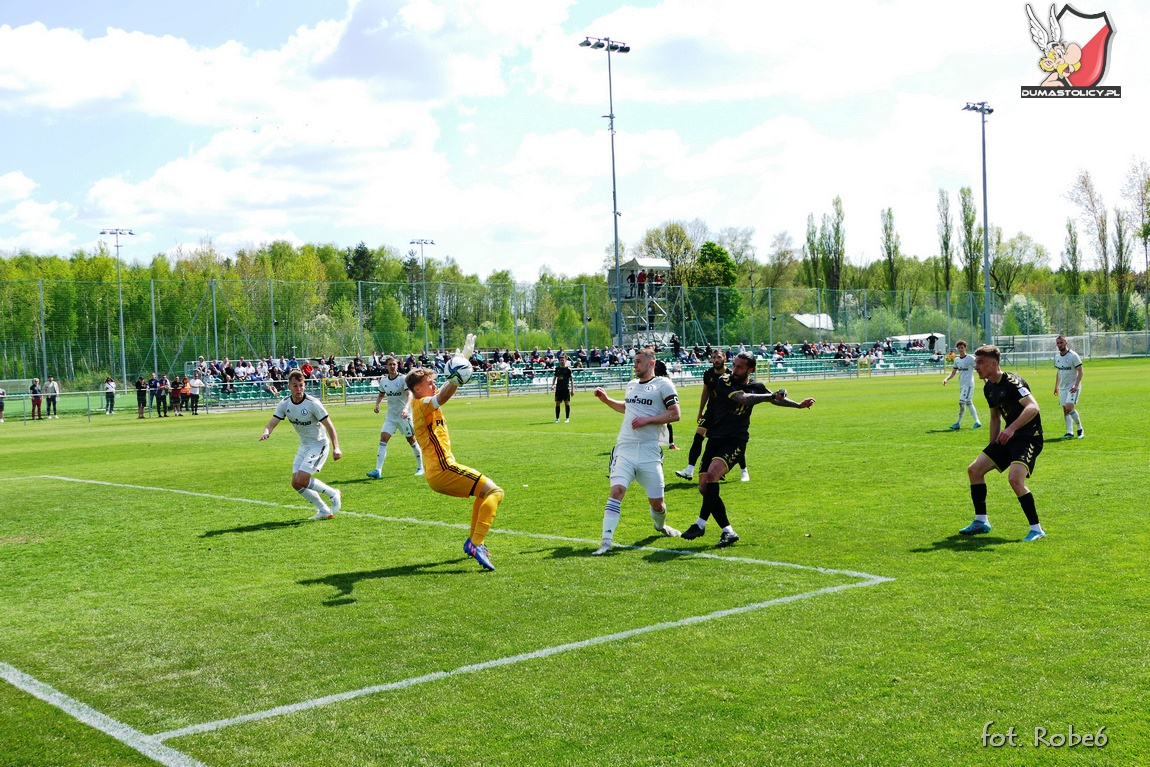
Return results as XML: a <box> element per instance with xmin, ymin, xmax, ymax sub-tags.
<box><xmin>952</xmin><ymin>354</ymin><xmax>975</xmax><ymax>387</ymax></box>
<box><xmin>272</xmin><ymin>394</ymin><xmax>330</xmax><ymax>445</ymax></box>
<box><xmin>615</xmin><ymin>376</ymin><xmax>679</xmax><ymax>447</ymax></box>
<box><xmin>377</xmin><ymin>374</ymin><xmax>410</xmax><ymax>417</ymax></box>
<box><xmin>1055</xmin><ymin>349</ymin><xmax>1082</xmax><ymax>388</ymax></box>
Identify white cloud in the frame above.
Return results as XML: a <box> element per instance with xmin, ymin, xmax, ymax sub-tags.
<box><xmin>0</xmin><ymin>171</ymin><xmax>38</xmax><ymax>203</ymax></box>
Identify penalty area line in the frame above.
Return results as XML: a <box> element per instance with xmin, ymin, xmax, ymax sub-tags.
<box><xmin>0</xmin><ymin>662</ymin><xmax>210</xmax><ymax>767</ymax></box>
<box><xmin>153</xmin><ymin>576</ymin><xmax>887</xmax><ymax>742</ymax></box>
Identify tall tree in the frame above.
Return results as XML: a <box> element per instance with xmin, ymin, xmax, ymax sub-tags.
<box><xmin>937</xmin><ymin>188</ymin><xmax>954</xmax><ymax>293</ymax></box>
<box><xmin>1068</xmin><ymin>170</ymin><xmax>1111</xmax><ymax>322</ymax></box>
<box><xmin>802</xmin><ymin>214</ymin><xmax>819</xmax><ymax>287</ymax></box>
<box><xmin>639</xmin><ymin>221</ymin><xmax>698</xmax><ymax>287</ymax></box>
<box><xmin>344</xmin><ymin>241</ymin><xmax>374</xmax><ymax>283</ymax></box>
<box><xmin>1122</xmin><ymin>157</ymin><xmax>1150</xmax><ymax>329</ymax></box>
<box><xmin>760</xmin><ymin>232</ymin><xmax>797</xmax><ymax>290</ymax></box>
<box><xmin>819</xmin><ymin>196</ymin><xmax>846</xmax><ymax>315</ymax></box>
<box><xmin>880</xmin><ymin>208</ymin><xmax>901</xmax><ymax>295</ymax></box>
<box><xmin>1061</xmin><ymin>219</ymin><xmax>1082</xmax><ymax>296</ymax></box>
<box><xmin>958</xmin><ymin>186</ymin><xmax>980</xmax><ymax>294</ymax></box>
<box><xmin>1112</xmin><ymin>208</ymin><xmax>1133</xmax><ymax>327</ymax></box>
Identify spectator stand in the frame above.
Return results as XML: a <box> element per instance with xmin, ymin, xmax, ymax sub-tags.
<box><xmin>612</xmin><ymin>256</ymin><xmax>672</xmax><ymax>346</ymax></box>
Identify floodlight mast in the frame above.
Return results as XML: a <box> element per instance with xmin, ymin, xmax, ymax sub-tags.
<box><xmin>962</xmin><ymin>101</ymin><xmax>994</xmax><ymax>346</ymax></box>
<box><xmin>410</xmin><ymin>238</ymin><xmax>435</xmax><ymax>354</ymax></box>
<box><xmin>580</xmin><ymin>35</ymin><xmax>629</xmax><ymax>347</ymax></box>
<box><xmin>100</xmin><ymin>228</ymin><xmax>135</xmax><ymax>391</ymax></box>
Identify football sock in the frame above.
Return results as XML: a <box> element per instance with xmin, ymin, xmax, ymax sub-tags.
<box><xmin>297</xmin><ymin>486</ymin><xmax>326</xmax><ymax>511</ymax></box>
<box><xmin>650</xmin><ymin>505</ymin><xmax>668</xmax><ymax>531</ymax></box>
<box><xmin>721</xmin><ymin>525</ymin><xmax>734</xmax><ymax>534</ymax></box>
<box><xmin>376</xmin><ymin>441</ymin><xmax>388</xmax><ymax>472</ymax></box>
<box><xmin>1065</xmin><ymin>414</ymin><xmax>1074</xmax><ymax>433</ymax></box>
<box><xmin>470</xmin><ymin>488</ymin><xmax>503</xmax><ymax>545</ymax></box>
<box><xmin>688</xmin><ymin>433</ymin><xmax>705</xmax><ymax>466</ymax></box>
<box><xmin>308</xmin><ymin>478</ymin><xmax>337</xmax><ymax>500</ymax></box>
<box><xmin>967</xmin><ymin>404</ymin><xmax>979</xmax><ymax>423</ymax></box>
<box><xmin>970</xmin><ymin>483</ymin><xmax>988</xmax><ymax>517</ymax></box>
<box><xmin>1070</xmin><ymin>410</ymin><xmax>1082</xmax><ymax>429</ymax></box>
<box><xmin>736</xmin><ymin>451</ymin><xmax>746</xmax><ymax>470</ymax></box>
<box><xmin>555</xmin><ymin>404</ymin><xmax>561</xmax><ymax>420</ymax></box>
<box><xmin>410</xmin><ymin>441</ymin><xmax>423</xmax><ymax>468</ymax></box>
<box><xmin>701</xmin><ymin>483</ymin><xmax>729</xmax><ymax>527</ymax></box>
<box><xmin>666</xmin><ymin>424</ymin><xmax>674</xmax><ymax>445</ymax></box>
<box><xmin>957</xmin><ymin>403</ymin><xmax>966</xmax><ymax>421</ymax></box>
<box><xmin>565</xmin><ymin>403</ymin><xmax>571</xmax><ymax>419</ymax></box>
<box><xmin>694</xmin><ymin>516</ymin><xmax>707</xmax><ymax>529</ymax></box>
<box><xmin>1017</xmin><ymin>492</ymin><xmax>1039</xmax><ymax>526</ymax></box>
<box><xmin>601</xmin><ymin>497</ymin><xmax>622</xmax><ymax>543</ymax></box>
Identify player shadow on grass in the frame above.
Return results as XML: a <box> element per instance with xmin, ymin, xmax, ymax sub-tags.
<box><xmin>299</xmin><ymin>558</ymin><xmax>473</xmax><ymax>606</ymax></box>
<box><xmin>523</xmin><ymin>539</ymin><xmax>690</xmax><ymax>563</ymax></box>
<box><xmin>908</xmin><ymin>535</ymin><xmax>1020</xmax><ymax>553</ymax></box>
<box><xmin>200</xmin><ymin>519</ymin><xmax>307</xmax><ymax>538</ymax></box>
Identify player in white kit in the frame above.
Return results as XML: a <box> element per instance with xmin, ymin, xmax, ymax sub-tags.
<box><xmin>259</xmin><ymin>370</ymin><xmax>343</xmax><ymax>519</ymax></box>
<box><xmin>1053</xmin><ymin>334</ymin><xmax>1084</xmax><ymax>439</ymax></box>
<box><xmin>366</xmin><ymin>356</ymin><xmax>424</xmax><ymax>478</ymax></box>
<box><xmin>943</xmin><ymin>340</ymin><xmax>982</xmax><ymax>430</ymax></box>
<box><xmin>591</xmin><ymin>347</ymin><xmax>682</xmax><ymax>555</ymax></box>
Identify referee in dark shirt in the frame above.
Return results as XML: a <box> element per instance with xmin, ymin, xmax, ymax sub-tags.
<box><xmin>681</xmin><ymin>352</ymin><xmax>815</xmax><ymax>547</ymax></box>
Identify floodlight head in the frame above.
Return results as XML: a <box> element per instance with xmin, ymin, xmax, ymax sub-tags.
<box><xmin>579</xmin><ymin>38</ymin><xmax>592</xmax><ymax>47</ymax></box>
<box><xmin>591</xmin><ymin>40</ymin><xmax>606</xmax><ymax>49</ymax></box>
<box><xmin>618</xmin><ymin>45</ymin><xmax>630</xmax><ymax>53</ymax></box>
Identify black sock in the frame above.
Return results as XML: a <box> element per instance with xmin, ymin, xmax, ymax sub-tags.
<box><xmin>688</xmin><ymin>433</ymin><xmax>705</xmax><ymax>466</ymax></box>
<box><xmin>736</xmin><ymin>450</ymin><xmax>746</xmax><ymax>470</ymax></box>
<box><xmin>1017</xmin><ymin>492</ymin><xmax>1039</xmax><ymax>526</ymax></box>
<box><xmin>565</xmin><ymin>403</ymin><xmax>570</xmax><ymax>419</ymax></box>
<box><xmin>702</xmin><ymin>483</ymin><xmax>729</xmax><ymax>528</ymax></box>
<box><xmin>970</xmin><ymin>483</ymin><xmax>987</xmax><ymax>516</ymax></box>
<box><xmin>667</xmin><ymin>424</ymin><xmax>674</xmax><ymax>444</ymax></box>
<box><xmin>555</xmin><ymin>404</ymin><xmax>560</xmax><ymax>419</ymax></box>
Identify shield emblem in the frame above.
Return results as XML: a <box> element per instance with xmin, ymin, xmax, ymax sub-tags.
<box><xmin>1057</xmin><ymin>6</ymin><xmax>1115</xmax><ymax>87</ymax></box>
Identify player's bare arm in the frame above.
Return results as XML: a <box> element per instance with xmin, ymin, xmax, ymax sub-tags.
<box><xmin>322</xmin><ymin>417</ymin><xmax>343</xmax><ymax>460</ymax></box>
<box><xmin>943</xmin><ymin>369</ymin><xmax>956</xmax><ymax>386</ymax></box>
<box><xmin>996</xmin><ymin>395</ymin><xmax>1039</xmax><ymax>445</ymax></box>
<box><xmin>436</xmin><ymin>379</ymin><xmax>460</xmax><ymax>406</ymax></box>
<box><xmin>374</xmin><ymin>391</ymin><xmax>385</xmax><ymax>413</ymax></box>
<box><xmin>594</xmin><ymin>387</ymin><xmax>626</xmax><ymax>414</ymax></box>
<box><xmin>631</xmin><ymin>403</ymin><xmax>680</xmax><ymax>429</ymax></box>
<box><xmin>259</xmin><ymin>417</ymin><xmax>279</xmax><ymax>440</ymax></box>
<box><xmin>1072</xmin><ymin>366</ymin><xmax>1082</xmax><ymax>394</ymax></box>
<box><xmin>401</xmin><ymin>390</ymin><xmax>412</xmax><ymax>419</ymax></box>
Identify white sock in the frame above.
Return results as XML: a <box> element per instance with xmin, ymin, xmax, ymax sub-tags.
<box><xmin>681</xmin><ymin>465</ymin><xmax>693</xmax><ymax>477</ymax></box>
<box><xmin>650</xmin><ymin>505</ymin><xmax>667</xmax><ymax>530</ymax></box>
<box><xmin>1071</xmin><ymin>410</ymin><xmax>1082</xmax><ymax>428</ymax></box>
<box><xmin>410</xmin><ymin>441</ymin><xmax>423</xmax><ymax>468</ymax></box>
<box><xmin>968</xmin><ymin>404</ymin><xmax>979</xmax><ymax>423</ymax></box>
<box><xmin>1030</xmin><ymin>523</ymin><xmax>1043</xmax><ymax>532</ymax></box>
<box><xmin>1065</xmin><ymin>414</ymin><xmax>1073</xmax><ymax>432</ymax></box>
<box><xmin>308</xmin><ymin>477</ymin><xmax>336</xmax><ymax>500</ymax></box>
<box><xmin>602</xmin><ymin>498</ymin><xmax>622</xmax><ymax>543</ymax></box>
<box><xmin>957</xmin><ymin>403</ymin><xmax>966</xmax><ymax>421</ymax></box>
<box><xmin>297</xmin><ymin>486</ymin><xmax>326</xmax><ymax>511</ymax></box>
<box><xmin>975</xmin><ymin>514</ymin><xmax>988</xmax><ymax>523</ymax></box>
<box><xmin>694</xmin><ymin>516</ymin><xmax>707</xmax><ymax>529</ymax></box>
<box><xmin>376</xmin><ymin>441</ymin><xmax>388</xmax><ymax>473</ymax></box>
<box><xmin>721</xmin><ymin>525</ymin><xmax>734</xmax><ymax>534</ymax></box>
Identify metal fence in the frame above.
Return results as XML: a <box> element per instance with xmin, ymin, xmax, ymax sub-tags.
<box><xmin>1</xmin><ymin>277</ymin><xmax>1146</xmax><ymax>389</ymax></box>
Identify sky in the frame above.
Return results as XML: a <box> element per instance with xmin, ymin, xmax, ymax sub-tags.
<box><xmin>1</xmin><ymin>0</ymin><xmax>1147</xmax><ymax>281</ymax></box>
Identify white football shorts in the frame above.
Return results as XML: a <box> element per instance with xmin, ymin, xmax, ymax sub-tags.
<box><xmin>293</xmin><ymin>440</ymin><xmax>330</xmax><ymax>475</ymax></box>
<box><xmin>958</xmin><ymin>382</ymin><xmax>974</xmax><ymax>404</ymax></box>
<box><xmin>1059</xmin><ymin>386</ymin><xmax>1080</xmax><ymax>407</ymax></box>
<box><xmin>609</xmin><ymin>442</ymin><xmax>665</xmax><ymax>498</ymax></box>
<box><xmin>382</xmin><ymin>411</ymin><xmax>415</xmax><ymax>439</ymax></box>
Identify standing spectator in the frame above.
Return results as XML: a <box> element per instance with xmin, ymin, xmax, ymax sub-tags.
<box><xmin>0</xmin><ymin>385</ymin><xmax>5</xmax><ymax>422</ymax></box>
<box><xmin>551</xmin><ymin>353</ymin><xmax>574</xmax><ymax>423</ymax></box>
<box><xmin>103</xmin><ymin>376</ymin><xmax>116</xmax><ymax>415</ymax></box>
<box><xmin>189</xmin><ymin>372</ymin><xmax>204</xmax><ymax>414</ymax></box>
<box><xmin>147</xmin><ymin>372</ymin><xmax>159</xmax><ymax>415</ymax></box>
<box><xmin>653</xmin><ymin>271</ymin><xmax>664</xmax><ymax>296</ymax></box>
<box><xmin>44</xmin><ymin>375</ymin><xmax>61</xmax><ymax>418</ymax></box>
<box><xmin>29</xmin><ymin>378</ymin><xmax>43</xmax><ymax>420</ymax></box>
<box><xmin>1054</xmin><ymin>335</ymin><xmax>1084</xmax><ymax>439</ymax></box>
<box><xmin>170</xmin><ymin>375</ymin><xmax>183</xmax><ymax>417</ymax></box>
<box><xmin>637</xmin><ymin>268</ymin><xmax>647</xmax><ymax>297</ymax></box>
<box><xmin>591</xmin><ymin>347</ymin><xmax>682</xmax><ymax>555</ymax></box>
<box><xmin>259</xmin><ymin>370</ymin><xmax>343</xmax><ymax>520</ymax></box>
<box><xmin>178</xmin><ymin>376</ymin><xmax>191</xmax><ymax>416</ymax></box>
<box><xmin>134</xmin><ymin>375</ymin><xmax>148</xmax><ymax>418</ymax></box>
<box><xmin>156</xmin><ymin>375</ymin><xmax>170</xmax><ymax>417</ymax></box>
<box><xmin>627</xmin><ymin>270</ymin><xmax>636</xmax><ymax>297</ymax></box>
<box><xmin>960</xmin><ymin>345</ymin><xmax>1046</xmax><ymax>541</ymax></box>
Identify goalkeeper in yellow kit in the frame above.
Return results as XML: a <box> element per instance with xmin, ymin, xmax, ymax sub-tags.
<box><xmin>405</xmin><ymin>335</ymin><xmax>504</xmax><ymax>571</ymax></box>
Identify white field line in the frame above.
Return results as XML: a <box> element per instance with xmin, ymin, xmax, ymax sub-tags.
<box><xmin>153</xmin><ymin>576</ymin><xmax>886</xmax><ymax>742</ymax></box>
<box><xmin>11</xmin><ymin>474</ymin><xmax>895</xmax><ymax>743</ymax></box>
<box><xmin>0</xmin><ymin>662</ymin><xmax>209</xmax><ymax>767</ymax></box>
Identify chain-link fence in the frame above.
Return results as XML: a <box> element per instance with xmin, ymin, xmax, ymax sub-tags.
<box><xmin>2</xmin><ymin>278</ymin><xmax>1147</xmax><ymax>389</ymax></box>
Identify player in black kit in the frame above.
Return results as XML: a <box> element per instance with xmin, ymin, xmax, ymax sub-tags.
<box><xmin>960</xmin><ymin>344</ymin><xmax>1047</xmax><ymax>541</ymax></box>
<box><xmin>675</xmin><ymin>349</ymin><xmax>750</xmax><ymax>480</ymax></box>
<box><xmin>680</xmin><ymin>352</ymin><xmax>815</xmax><ymax>547</ymax></box>
<box><xmin>551</xmin><ymin>353</ymin><xmax>574</xmax><ymax>423</ymax></box>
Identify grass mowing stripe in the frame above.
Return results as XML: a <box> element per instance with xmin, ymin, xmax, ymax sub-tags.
<box><xmin>0</xmin><ymin>662</ymin><xmax>211</xmax><ymax>767</ymax></box>
<box><xmin>153</xmin><ymin>575</ymin><xmax>887</xmax><ymax>742</ymax></box>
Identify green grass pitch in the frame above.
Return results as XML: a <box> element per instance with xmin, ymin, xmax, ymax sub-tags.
<box><xmin>1</xmin><ymin>359</ymin><xmax>1147</xmax><ymax>766</ymax></box>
